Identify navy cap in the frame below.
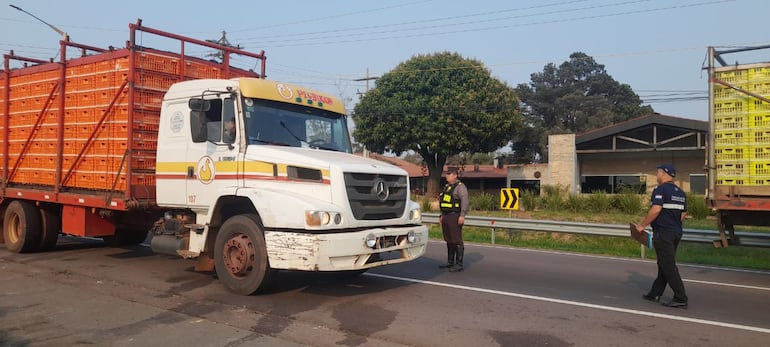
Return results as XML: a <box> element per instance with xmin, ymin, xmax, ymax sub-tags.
<box><xmin>656</xmin><ymin>164</ymin><xmax>676</xmax><ymax>177</ymax></box>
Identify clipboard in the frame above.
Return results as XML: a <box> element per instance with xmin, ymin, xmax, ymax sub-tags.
<box><xmin>629</xmin><ymin>223</ymin><xmax>652</xmax><ymax>249</ymax></box>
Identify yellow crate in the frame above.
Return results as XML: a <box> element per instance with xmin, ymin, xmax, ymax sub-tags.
<box><xmin>749</xmin><ymin>113</ymin><xmax>770</xmax><ymax>128</ymax></box>
<box><xmin>714</xmin><ymin>114</ymin><xmax>748</xmax><ymax>130</ymax></box>
<box><xmin>715</xmin><ymin>147</ymin><xmax>750</xmax><ymax>160</ymax></box>
<box><xmin>749</xmin><ymin>99</ymin><xmax>770</xmax><ymax>112</ymax></box>
<box><xmin>750</xmin><ymin>177</ymin><xmax>770</xmax><ymax>185</ymax></box>
<box><xmin>748</xmin><ymin>66</ymin><xmax>770</xmax><ymax>81</ymax></box>
<box><xmin>714</xmin><ymin>130</ymin><xmax>750</xmax><ymax>146</ymax></box>
<box><xmin>750</xmin><ymin>161</ymin><xmax>770</xmax><ymax>176</ymax></box>
<box><xmin>714</xmin><ymin>100</ymin><xmax>749</xmax><ymax>115</ymax></box>
<box><xmin>714</xmin><ymin>69</ymin><xmax>749</xmax><ymax>84</ymax></box>
<box><xmin>751</xmin><ymin>129</ymin><xmax>770</xmax><ymax>145</ymax></box>
<box><xmin>714</xmin><ymin>85</ymin><xmax>747</xmax><ymax>100</ymax></box>
<box><xmin>750</xmin><ymin>146</ymin><xmax>770</xmax><ymax>160</ymax></box>
<box><xmin>716</xmin><ymin>176</ymin><xmax>749</xmax><ymax>185</ymax></box>
<box><xmin>747</xmin><ymin>81</ymin><xmax>770</xmax><ymax>95</ymax></box>
<box><xmin>716</xmin><ymin>161</ymin><xmax>749</xmax><ymax>176</ymax></box>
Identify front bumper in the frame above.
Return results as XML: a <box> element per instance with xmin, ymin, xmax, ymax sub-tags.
<box><xmin>264</xmin><ymin>225</ymin><xmax>428</xmax><ymax>271</ymax></box>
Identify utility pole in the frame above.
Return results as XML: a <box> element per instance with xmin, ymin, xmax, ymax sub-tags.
<box><xmin>354</xmin><ymin>67</ymin><xmax>379</xmax><ymax>96</ymax></box>
<box><xmin>353</xmin><ymin>68</ymin><xmax>380</xmax><ymax>158</ymax></box>
<box><xmin>206</xmin><ymin>31</ymin><xmax>242</xmax><ymax>62</ymax></box>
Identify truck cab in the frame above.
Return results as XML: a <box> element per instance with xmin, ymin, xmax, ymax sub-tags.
<box><xmin>152</xmin><ymin>78</ymin><xmax>428</xmax><ymax>294</ymax></box>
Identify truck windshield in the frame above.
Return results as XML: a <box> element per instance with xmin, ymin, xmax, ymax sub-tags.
<box><xmin>241</xmin><ymin>98</ymin><xmax>352</xmax><ymax>153</ymax></box>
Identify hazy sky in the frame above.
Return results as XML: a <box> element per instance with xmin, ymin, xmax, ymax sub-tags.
<box><xmin>2</xmin><ymin>0</ymin><xmax>768</xmax><ymax>121</ymax></box>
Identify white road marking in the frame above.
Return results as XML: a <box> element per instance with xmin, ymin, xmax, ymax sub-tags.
<box><xmin>683</xmin><ymin>278</ymin><xmax>770</xmax><ymax>291</ymax></box>
<box><xmin>365</xmin><ymin>272</ymin><xmax>770</xmax><ymax>334</ymax></box>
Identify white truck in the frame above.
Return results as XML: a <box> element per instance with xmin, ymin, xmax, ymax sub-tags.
<box><xmin>1</xmin><ymin>20</ymin><xmax>428</xmax><ymax>295</ymax></box>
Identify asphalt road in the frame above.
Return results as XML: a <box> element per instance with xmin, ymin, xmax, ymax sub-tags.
<box><xmin>1</xmin><ymin>236</ymin><xmax>769</xmax><ymax>347</ymax></box>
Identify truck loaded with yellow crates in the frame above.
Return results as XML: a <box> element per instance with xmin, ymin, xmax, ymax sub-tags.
<box><xmin>0</xmin><ymin>20</ymin><xmax>428</xmax><ymax>294</ymax></box>
<box><xmin>707</xmin><ymin>45</ymin><xmax>770</xmax><ymax>246</ymax></box>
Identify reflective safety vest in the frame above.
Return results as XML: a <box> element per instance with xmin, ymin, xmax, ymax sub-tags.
<box><xmin>439</xmin><ymin>182</ymin><xmax>461</xmax><ymax>213</ymax></box>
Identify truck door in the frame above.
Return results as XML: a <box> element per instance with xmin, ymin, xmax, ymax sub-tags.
<box><xmin>186</xmin><ymin>96</ymin><xmax>240</xmax><ymax>209</ymax></box>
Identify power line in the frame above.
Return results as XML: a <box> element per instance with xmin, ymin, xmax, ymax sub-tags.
<box><xmin>245</xmin><ymin>0</ymin><xmax>733</xmax><ymax>48</ymax></box>
<box><xmin>235</xmin><ymin>0</ymin><xmax>592</xmax><ymax>41</ymax></box>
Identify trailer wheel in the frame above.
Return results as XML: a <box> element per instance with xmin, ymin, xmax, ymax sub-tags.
<box><xmin>3</xmin><ymin>200</ymin><xmax>42</xmax><ymax>253</ymax></box>
<box><xmin>214</xmin><ymin>214</ymin><xmax>273</xmax><ymax>295</ymax></box>
<box><xmin>39</xmin><ymin>207</ymin><xmax>61</xmax><ymax>252</ymax></box>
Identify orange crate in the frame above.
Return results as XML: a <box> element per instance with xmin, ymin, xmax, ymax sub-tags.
<box><xmin>135</xmin><ymin>73</ymin><xmax>179</xmax><ymax>91</ymax></box>
<box><xmin>132</xmin><ymin>156</ymin><xmax>156</xmax><ymax>170</ymax></box>
<box><xmin>132</xmin><ymin>173</ymin><xmax>155</xmax><ymax>186</ymax></box>
<box><xmin>185</xmin><ymin>61</ymin><xmax>221</xmax><ymax>79</ymax></box>
<box><xmin>138</xmin><ymin>53</ymin><xmax>179</xmax><ymax>74</ymax></box>
<box><xmin>134</xmin><ymin>90</ymin><xmax>164</xmax><ymax>109</ymax></box>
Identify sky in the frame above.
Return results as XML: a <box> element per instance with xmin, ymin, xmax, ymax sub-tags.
<box><xmin>2</xmin><ymin>0</ymin><xmax>769</xmax><ymax>122</ymax></box>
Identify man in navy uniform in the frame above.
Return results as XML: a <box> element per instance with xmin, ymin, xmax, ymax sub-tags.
<box><xmin>636</xmin><ymin>164</ymin><xmax>688</xmax><ymax>308</ymax></box>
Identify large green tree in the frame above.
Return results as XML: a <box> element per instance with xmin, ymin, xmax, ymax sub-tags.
<box><xmin>513</xmin><ymin>52</ymin><xmax>653</xmax><ymax>162</ymax></box>
<box><xmin>352</xmin><ymin>52</ymin><xmax>521</xmax><ymax>196</ymax></box>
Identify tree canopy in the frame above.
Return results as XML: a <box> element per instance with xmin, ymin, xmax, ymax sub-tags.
<box><xmin>352</xmin><ymin>52</ymin><xmax>521</xmax><ymax>196</ymax></box>
<box><xmin>513</xmin><ymin>52</ymin><xmax>653</xmax><ymax>162</ymax></box>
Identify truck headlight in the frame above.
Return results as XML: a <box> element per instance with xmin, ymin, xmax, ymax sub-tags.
<box><xmin>306</xmin><ymin>210</ymin><xmax>331</xmax><ymax>226</ymax></box>
<box><xmin>409</xmin><ymin>208</ymin><xmax>421</xmax><ymax>222</ymax></box>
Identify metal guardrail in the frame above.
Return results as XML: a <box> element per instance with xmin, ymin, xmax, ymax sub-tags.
<box><xmin>422</xmin><ymin>213</ymin><xmax>770</xmax><ymax>248</ymax></box>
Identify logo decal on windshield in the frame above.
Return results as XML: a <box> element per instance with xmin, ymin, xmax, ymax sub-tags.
<box><xmin>277</xmin><ymin>84</ymin><xmax>293</xmax><ymax>100</ymax></box>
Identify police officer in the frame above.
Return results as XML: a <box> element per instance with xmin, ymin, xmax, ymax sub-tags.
<box><xmin>438</xmin><ymin>167</ymin><xmax>469</xmax><ymax>272</ymax></box>
<box><xmin>636</xmin><ymin>164</ymin><xmax>688</xmax><ymax>309</ymax></box>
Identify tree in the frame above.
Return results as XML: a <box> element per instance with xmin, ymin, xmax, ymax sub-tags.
<box><xmin>513</xmin><ymin>52</ymin><xmax>653</xmax><ymax>162</ymax></box>
<box><xmin>352</xmin><ymin>52</ymin><xmax>521</xmax><ymax>196</ymax></box>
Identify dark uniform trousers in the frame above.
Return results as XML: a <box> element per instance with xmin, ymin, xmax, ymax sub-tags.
<box><xmin>440</xmin><ymin>212</ymin><xmax>464</xmax><ymax>269</ymax></box>
<box><xmin>650</xmin><ymin>231</ymin><xmax>688</xmax><ymax>302</ymax></box>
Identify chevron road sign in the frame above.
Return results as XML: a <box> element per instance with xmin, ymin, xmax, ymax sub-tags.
<box><xmin>500</xmin><ymin>188</ymin><xmax>519</xmax><ymax>210</ymax></box>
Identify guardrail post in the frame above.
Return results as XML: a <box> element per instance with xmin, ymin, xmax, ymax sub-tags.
<box><xmin>640</xmin><ymin>244</ymin><xmax>645</xmax><ymax>259</ymax></box>
<box><xmin>491</xmin><ymin>228</ymin><xmax>495</xmax><ymax>244</ymax></box>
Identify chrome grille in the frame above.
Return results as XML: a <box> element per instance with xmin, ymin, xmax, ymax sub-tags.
<box><xmin>344</xmin><ymin>173</ymin><xmax>407</xmax><ymax>220</ymax></box>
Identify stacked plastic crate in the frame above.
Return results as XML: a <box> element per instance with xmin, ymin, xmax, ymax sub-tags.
<box><xmin>714</xmin><ymin>63</ymin><xmax>770</xmax><ymax>186</ymax></box>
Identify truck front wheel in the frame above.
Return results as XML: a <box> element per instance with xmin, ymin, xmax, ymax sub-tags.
<box><xmin>214</xmin><ymin>214</ymin><xmax>273</xmax><ymax>295</ymax></box>
<box><xmin>3</xmin><ymin>200</ymin><xmax>42</xmax><ymax>253</ymax></box>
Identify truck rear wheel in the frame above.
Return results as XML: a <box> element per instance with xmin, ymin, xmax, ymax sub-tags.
<box><xmin>39</xmin><ymin>207</ymin><xmax>61</xmax><ymax>251</ymax></box>
<box><xmin>3</xmin><ymin>200</ymin><xmax>42</xmax><ymax>253</ymax></box>
<box><xmin>214</xmin><ymin>214</ymin><xmax>274</xmax><ymax>295</ymax></box>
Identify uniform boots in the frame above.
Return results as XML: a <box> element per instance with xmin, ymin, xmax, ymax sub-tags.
<box><xmin>438</xmin><ymin>244</ymin><xmax>456</xmax><ymax>268</ymax></box>
<box><xmin>449</xmin><ymin>245</ymin><xmax>464</xmax><ymax>272</ymax></box>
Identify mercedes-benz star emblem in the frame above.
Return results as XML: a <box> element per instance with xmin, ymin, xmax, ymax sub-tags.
<box><xmin>373</xmin><ymin>179</ymin><xmax>389</xmax><ymax>201</ymax></box>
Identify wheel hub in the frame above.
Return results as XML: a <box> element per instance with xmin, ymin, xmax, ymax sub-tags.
<box><xmin>222</xmin><ymin>233</ymin><xmax>255</xmax><ymax>277</ymax></box>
